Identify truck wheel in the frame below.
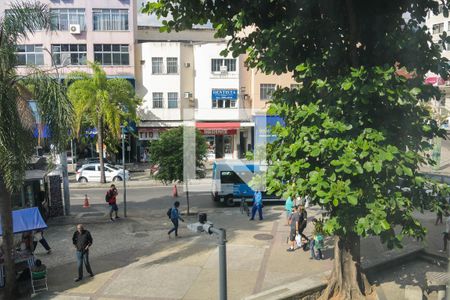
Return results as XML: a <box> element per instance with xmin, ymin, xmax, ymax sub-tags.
<box><xmin>225</xmin><ymin>196</ymin><xmax>234</xmax><ymax>207</ymax></box>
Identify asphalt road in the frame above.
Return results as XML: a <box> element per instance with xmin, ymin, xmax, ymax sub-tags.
<box><xmin>69</xmin><ymin>183</ymin><xmax>219</xmax><ymax>217</ymax></box>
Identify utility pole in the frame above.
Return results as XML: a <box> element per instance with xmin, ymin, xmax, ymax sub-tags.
<box><xmin>121</xmin><ymin>125</ymin><xmax>127</xmax><ymax>217</ymax></box>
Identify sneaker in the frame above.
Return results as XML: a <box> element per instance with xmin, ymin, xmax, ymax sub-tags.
<box><xmin>74</xmin><ymin>278</ymin><xmax>82</xmax><ymax>282</ymax></box>
<box><xmin>249</xmin><ymin>218</ymin><xmax>254</xmax><ymax>221</ymax></box>
<box><xmin>286</xmin><ymin>248</ymin><xmax>295</xmax><ymax>252</ymax></box>
<box><xmin>89</xmin><ymin>273</ymin><xmax>95</xmax><ymax>277</ymax></box>
<box><xmin>115</xmin><ymin>216</ymin><xmax>120</xmax><ymax>219</ymax></box>
<box><xmin>110</xmin><ymin>218</ymin><xmax>115</xmax><ymax>222</ymax></box>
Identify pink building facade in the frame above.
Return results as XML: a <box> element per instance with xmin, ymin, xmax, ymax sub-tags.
<box><xmin>0</xmin><ymin>0</ymin><xmax>136</xmax><ymax>81</ymax></box>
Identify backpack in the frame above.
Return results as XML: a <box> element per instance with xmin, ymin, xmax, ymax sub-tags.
<box><xmin>166</xmin><ymin>208</ymin><xmax>172</xmax><ymax>219</ymax></box>
<box><xmin>105</xmin><ymin>191</ymin><xmax>110</xmax><ymax>203</ymax></box>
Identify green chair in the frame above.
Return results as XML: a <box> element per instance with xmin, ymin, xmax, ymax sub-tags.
<box><xmin>31</xmin><ymin>270</ymin><xmax>48</xmax><ymax>294</ymax></box>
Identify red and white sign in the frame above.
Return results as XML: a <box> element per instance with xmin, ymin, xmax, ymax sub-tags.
<box><xmin>196</xmin><ymin>122</ymin><xmax>239</xmax><ymax>135</ymax></box>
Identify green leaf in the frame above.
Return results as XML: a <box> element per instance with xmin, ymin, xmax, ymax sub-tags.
<box><xmin>363</xmin><ymin>161</ymin><xmax>373</xmax><ymax>172</ymax></box>
<box><xmin>348</xmin><ymin>195</ymin><xmax>358</xmax><ymax>205</ymax></box>
<box><xmin>374</xmin><ymin>161</ymin><xmax>382</xmax><ymax>173</ymax></box>
<box><xmin>333</xmin><ymin>199</ymin><xmax>339</xmax><ymax>207</ymax></box>
<box><xmin>341</xmin><ymin>81</ymin><xmax>353</xmax><ymax>90</ymax></box>
<box><xmin>381</xmin><ymin>220</ymin><xmax>391</xmax><ymax>230</ymax></box>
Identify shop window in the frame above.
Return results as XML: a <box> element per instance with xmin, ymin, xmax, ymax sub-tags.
<box><xmin>224</xmin><ymin>135</ymin><xmax>233</xmax><ymax>154</ymax></box>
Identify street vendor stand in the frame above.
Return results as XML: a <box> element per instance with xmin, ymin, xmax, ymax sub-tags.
<box><xmin>0</xmin><ymin>207</ymin><xmax>48</xmax><ymax>287</ymax></box>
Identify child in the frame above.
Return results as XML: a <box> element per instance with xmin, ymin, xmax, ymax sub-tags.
<box><xmin>168</xmin><ymin>201</ymin><xmax>185</xmax><ymax>237</ymax></box>
<box><xmin>310</xmin><ymin>231</ymin><xmax>324</xmax><ymax>260</ymax></box>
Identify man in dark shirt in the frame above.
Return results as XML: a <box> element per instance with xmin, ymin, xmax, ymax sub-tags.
<box><xmin>72</xmin><ymin>224</ymin><xmax>94</xmax><ymax>282</ymax></box>
<box><xmin>287</xmin><ymin>206</ymin><xmax>300</xmax><ymax>252</ymax></box>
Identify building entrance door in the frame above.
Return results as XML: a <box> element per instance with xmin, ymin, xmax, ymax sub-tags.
<box><xmin>215</xmin><ymin>135</ymin><xmax>224</xmax><ymax>158</ymax></box>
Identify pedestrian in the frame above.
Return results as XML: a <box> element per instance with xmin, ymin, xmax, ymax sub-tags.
<box><xmin>72</xmin><ymin>224</ymin><xmax>94</xmax><ymax>282</ymax></box>
<box><xmin>106</xmin><ymin>184</ymin><xmax>119</xmax><ymax>222</ymax></box>
<box><xmin>310</xmin><ymin>231</ymin><xmax>324</xmax><ymax>260</ymax></box>
<box><xmin>440</xmin><ymin>215</ymin><xmax>450</xmax><ymax>253</ymax></box>
<box><xmin>298</xmin><ymin>206</ymin><xmax>309</xmax><ymax>242</ymax></box>
<box><xmin>284</xmin><ymin>195</ymin><xmax>294</xmax><ymax>226</ymax></box>
<box><xmin>32</xmin><ymin>229</ymin><xmax>52</xmax><ymax>254</ymax></box>
<box><xmin>250</xmin><ymin>189</ymin><xmax>263</xmax><ymax>221</ymax></box>
<box><xmin>287</xmin><ymin>206</ymin><xmax>299</xmax><ymax>252</ymax></box>
<box><xmin>168</xmin><ymin>201</ymin><xmax>185</xmax><ymax>238</ymax></box>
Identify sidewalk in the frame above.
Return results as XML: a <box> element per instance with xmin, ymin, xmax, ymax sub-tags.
<box><xmin>26</xmin><ymin>207</ymin><xmax>447</xmax><ymax>300</ymax></box>
<box><xmin>69</xmin><ymin>177</ymin><xmax>212</xmax><ymax>189</ymax></box>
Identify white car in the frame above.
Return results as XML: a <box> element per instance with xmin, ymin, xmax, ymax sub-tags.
<box><xmin>76</xmin><ymin>163</ymin><xmax>130</xmax><ymax>183</ymax></box>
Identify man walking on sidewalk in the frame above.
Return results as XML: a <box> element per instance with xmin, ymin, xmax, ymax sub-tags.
<box><xmin>72</xmin><ymin>224</ymin><xmax>94</xmax><ymax>282</ymax></box>
<box><xmin>250</xmin><ymin>190</ymin><xmax>263</xmax><ymax>221</ymax></box>
<box><xmin>168</xmin><ymin>201</ymin><xmax>184</xmax><ymax>237</ymax></box>
<box><xmin>106</xmin><ymin>184</ymin><xmax>119</xmax><ymax>222</ymax></box>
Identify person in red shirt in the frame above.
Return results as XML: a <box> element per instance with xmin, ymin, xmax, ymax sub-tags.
<box><xmin>106</xmin><ymin>184</ymin><xmax>119</xmax><ymax>222</ymax></box>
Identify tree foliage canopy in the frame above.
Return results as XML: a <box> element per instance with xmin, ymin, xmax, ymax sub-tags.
<box><xmin>149</xmin><ymin>126</ymin><xmax>207</xmax><ymax>184</ymax></box>
<box><xmin>66</xmin><ymin>63</ymin><xmax>141</xmax><ymax>150</ymax></box>
<box><xmin>144</xmin><ymin>0</ymin><xmax>450</xmax><ymax>248</ymax></box>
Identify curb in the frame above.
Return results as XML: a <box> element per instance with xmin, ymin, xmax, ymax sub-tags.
<box><xmin>244</xmin><ymin>246</ymin><xmax>425</xmax><ymax>300</ymax></box>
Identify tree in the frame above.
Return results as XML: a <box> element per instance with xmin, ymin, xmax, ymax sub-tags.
<box><xmin>66</xmin><ymin>63</ymin><xmax>140</xmax><ymax>183</ymax></box>
<box><xmin>0</xmin><ymin>1</ymin><xmax>73</xmax><ymax>297</ymax></box>
<box><xmin>148</xmin><ymin>126</ymin><xmax>207</xmax><ymax>214</ymax></box>
<box><xmin>144</xmin><ymin>1</ymin><xmax>450</xmax><ymax>298</ymax></box>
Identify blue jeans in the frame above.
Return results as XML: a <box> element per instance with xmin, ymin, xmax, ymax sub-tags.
<box><xmin>310</xmin><ymin>240</ymin><xmax>322</xmax><ymax>260</ymax></box>
<box><xmin>251</xmin><ymin>205</ymin><xmax>263</xmax><ymax>220</ymax></box>
<box><xmin>168</xmin><ymin>219</ymin><xmax>179</xmax><ymax>236</ymax></box>
<box><xmin>76</xmin><ymin>250</ymin><xmax>93</xmax><ymax>279</ymax></box>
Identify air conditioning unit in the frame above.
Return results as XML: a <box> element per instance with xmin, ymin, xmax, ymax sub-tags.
<box><xmin>184</xmin><ymin>62</ymin><xmax>191</xmax><ymax>68</ymax></box>
<box><xmin>69</xmin><ymin>24</ymin><xmax>81</xmax><ymax>34</ymax></box>
<box><xmin>220</xmin><ymin>65</ymin><xmax>228</xmax><ymax>73</ymax></box>
<box><xmin>184</xmin><ymin>92</ymin><xmax>192</xmax><ymax>99</ymax></box>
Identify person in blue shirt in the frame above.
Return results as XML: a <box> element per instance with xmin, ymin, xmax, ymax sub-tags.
<box><xmin>168</xmin><ymin>201</ymin><xmax>185</xmax><ymax>237</ymax></box>
<box><xmin>284</xmin><ymin>195</ymin><xmax>294</xmax><ymax>225</ymax></box>
<box><xmin>250</xmin><ymin>190</ymin><xmax>263</xmax><ymax>221</ymax></box>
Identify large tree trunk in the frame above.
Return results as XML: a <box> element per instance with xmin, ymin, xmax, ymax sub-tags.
<box><xmin>98</xmin><ymin>116</ymin><xmax>106</xmax><ymax>183</ymax></box>
<box><xmin>319</xmin><ymin>234</ymin><xmax>372</xmax><ymax>300</ymax></box>
<box><xmin>0</xmin><ymin>176</ymin><xmax>16</xmax><ymax>299</ymax></box>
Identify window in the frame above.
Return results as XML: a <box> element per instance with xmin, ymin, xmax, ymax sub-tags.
<box><xmin>168</xmin><ymin>92</ymin><xmax>178</xmax><ymax>108</ymax></box>
<box><xmin>16</xmin><ymin>44</ymin><xmax>44</xmax><ymax>65</ymax></box>
<box><xmin>94</xmin><ymin>44</ymin><xmax>129</xmax><ymax>65</ymax></box>
<box><xmin>83</xmin><ymin>165</ymin><xmax>95</xmax><ymax>171</ymax></box>
<box><xmin>153</xmin><ymin>92</ymin><xmax>163</xmax><ymax>108</ymax></box>
<box><xmin>220</xmin><ymin>171</ymin><xmax>244</xmax><ymax>184</ymax></box>
<box><xmin>93</xmin><ymin>9</ymin><xmax>129</xmax><ymax>31</ymax></box>
<box><xmin>152</xmin><ymin>57</ymin><xmax>163</xmax><ymax>74</ymax></box>
<box><xmin>260</xmin><ymin>84</ymin><xmax>276</xmax><ymax>100</ymax></box>
<box><xmin>166</xmin><ymin>57</ymin><xmax>178</xmax><ymax>74</ymax></box>
<box><xmin>433</xmin><ymin>23</ymin><xmax>444</xmax><ymax>34</ymax></box>
<box><xmin>212</xmin><ymin>98</ymin><xmax>237</xmax><ymax>108</ymax></box>
<box><xmin>50</xmin><ymin>9</ymin><xmax>85</xmax><ymax>31</ymax></box>
<box><xmin>211</xmin><ymin>58</ymin><xmax>237</xmax><ymax>72</ymax></box>
<box><xmin>51</xmin><ymin>44</ymin><xmax>87</xmax><ymax>65</ymax></box>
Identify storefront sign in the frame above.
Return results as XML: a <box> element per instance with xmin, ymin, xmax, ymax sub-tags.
<box><xmin>200</xmin><ymin>129</ymin><xmax>237</xmax><ymax>135</ymax></box>
<box><xmin>212</xmin><ymin>89</ymin><xmax>238</xmax><ymax>100</ymax></box>
<box><xmin>138</xmin><ymin>128</ymin><xmax>165</xmax><ymax>140</ymax></box>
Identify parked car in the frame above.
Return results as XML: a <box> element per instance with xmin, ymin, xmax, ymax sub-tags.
<box><xmin>76</xmin><ymin>163</ymin><xmax>130</xmax><ymax>183</ymax></box>
<box><xmin>76</xmin><ymin>157</ymin><xmax>113</xmax><ymax>170</ymax></box>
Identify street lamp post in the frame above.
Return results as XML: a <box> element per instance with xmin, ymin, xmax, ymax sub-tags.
<box><xmin>121</xmin><ymin>125</ymin><xmax>127</xmax><ymax>217</ymax></box>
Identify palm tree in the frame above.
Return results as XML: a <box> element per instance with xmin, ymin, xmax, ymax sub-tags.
<box><xmin>0</xmin><ymin>1</ymin><xmax>73</xmax><ymax>297</ymax></box>
<box><xmin>67</xmin><ymin>63</ymin><xmax>140</xmax><ymax>183</ymax></box>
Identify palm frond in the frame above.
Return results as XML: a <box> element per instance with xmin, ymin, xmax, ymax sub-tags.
<box><xmin>0</xmin><ymin>1</ymin><xmax>50</xmax><ymax>45</ymax></box>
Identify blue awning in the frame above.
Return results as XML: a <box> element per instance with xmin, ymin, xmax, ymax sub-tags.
<box><xmin>0</xmin><ymin>207</ymin><xmax>47</xmax><ymax>236</ymax></box>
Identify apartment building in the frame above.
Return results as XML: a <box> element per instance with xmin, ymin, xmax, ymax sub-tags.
<box><xmin>0</xmin><ymin>0</ymin><xmax>138</xmax><ymax>160</ymax></box>
<box><xmin>425</xmin><ymin>3</ymin><xmax>450</xmax><ymax>116</ymax></box>
<box><xmin>0</xmin><ymin>0</ymin><xmax>137</xmax><ymax>81</ymax></box>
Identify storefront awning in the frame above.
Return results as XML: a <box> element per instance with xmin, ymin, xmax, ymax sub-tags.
<box><xmin>196</xmin><ymin>122</ymin><xmax>240</xmax><ymax>135</ymax></box>
<box><xmin>0</xmin><ymin>207</ymin><xmax>47</xmax><ymax>236</ymax></box>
